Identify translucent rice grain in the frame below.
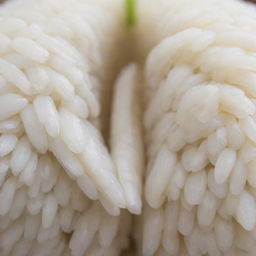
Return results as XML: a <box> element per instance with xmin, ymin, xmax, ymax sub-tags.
<box><xmin>184</xmin><ymin>227</ymin><xmax>202</xmax><ymax>256</ymax></box>
<box><xmin>162</xmin><ymin>202</ymin><xmax>180</xmax><ymax>255</ymax></box>
<box><xmin>71</xmin><ymin>183</ymin><xmax>89</xmax><ymax>212</ymax></box>
<box><xmin>48</xmin><ymin>55</ymin><xmax>83</xmax><ymax>85</ymax></box>
<box><xmin>0</xmin><ymin>93</ymin><xmax>28</xmax><ymax>121</ymax></box>
<box><xmin>28</xmin><ymin>173</ymin><xmax>41</xmax><ymax>199</ymax></box>
<box><xmin>99</xmin><ymin>195</ymin><xmax>121</xmax><ymax>216</ymax></box>
<box><xmin>99</xmin><ymin>214</ymin><xmax>119</xmax><ymax>248</ymax></box>
<box><xmin>0</xmin><ymin>177</ymin><xmax>16</xmax><ymax>216</ymax></box>
<box><xmin>62</xmin><ymin>95</ymin><xmax>89</xmax><ymax>119</ymax></box>
<box><xmin>47</xmin><ymin>68</ymin><xmax>74</xmax><ymax>100</ymax></box>
<box><xmin>37</xmin><ymin>215</ymin><xmax>60</xmax><ymax>243</ymax></box>
<box><xmin>214</xmin><ymin>217</ymin><xmax>234</xmax><ymax>252</ymax></box>
<box><xmin>226</xmin><ymin>120</ymin><xmax>245</xmax><ymax>150</ymax></box>
<box><xmin>0</xmin><ymin>134</ymin><xmax>17</xmax><ymax>157</ymax></box>
<box><xmin>197</xmin><ymin>191</ymin><xmax>218</xmax><ymax>227</ymax></box>
<box><xmin>10</xmin><ymin>188</ymin><xmax>26</xmax><ymax>220</ymax></box>
<box><xmin>111</xmin><ymin>63</ymin><xmax>143</xmax><ymax>214</ymax></box>
<box><xmin>177</xmin><ymin>85</ymin><xmax>219</xmax><ymax>141</ymax></box>
<box><xmin>59</xmin><ymin>108</ymin><xmax>86</xmax><ymax>153</ymax></box>
<box><xmin>236</xmin><ymin>191</ymin><xmax>256</xmax><ymax>231</ymax></box>
<box><xmin>240</xmin><ymin>116</ymin><xmax>256</xmax><ymax>143</ymax></box>
<box><xmin>143</xmin><ymin>206</ymin><xmax>164</xmax><ymax>256</ymax></box>
<box><xmin>1</xmin><ymin>219</ymin><xmax>23</xmax><ymax>251</ymax></box>
<box><xmin>69</xmin><ymin>204</ymin><xmax>100</xmax><ymax>256</ymax></box>
<box><xmin>59</xmin><ymin>207</ymin><xmax>74</xmax><ymax>233</ymax></box>
<box><xmin>230</xmin><ymin>160</ymin><xmax>246</xmax><ymax>195</ymax></box>
<box><xmin>21</xmin><ymin>105</ymin><xmax>48</xmax><ymax>154</ymax></box>
<box><xmin>219</xmin><ymin>86</ymin><xmax>255</xmax><ymax>118</ymax></box>
<box><xmin>177</xmin><ymin>207</ymin><xmax>195</xmax><ymax>236</ymax></box>
<box><xmin>207</xmin><ymin>127</ymin><xmax>227</xmax><ymax>164</ymax></box>
<box><xmin>0</xmin><ymin>18</ymin><xmax>26</xmax><ymax>34</ymax></box>
<box><xmin>214</xmin><ymin>148</ymin><xmax>236</xmax><ymax>184</ymax></box>
<box><xmin>0</xmin><ymin>116</ymin><xmax>21</xmax><ymax>134</ymax></box>
<box><xmin>208</xmin><ymin>168</ymin><xmax>228</xmax><ymax>199</ymax></box>
<box><xmin>0</xmin><ymin>59</ymin><xmax>30</xmax><ymax>93</ymax></box>
<box><xmin>181</xmin><ymin>142</ymin><xmax>208</xmax><ymax>172</ymax></box>
<box><xmin>77</xmin><ymin>83</ymin><xmax>100</xmax><ymax>118</ymax></box>
<box><xmin>49</xmin><ymin>137</ymin><xmax>84</xmax><ymax>178</ymax></box>
<box><xmin>3</xmin><ymin>53</ymin><xmax>32</xmax><ymax>70</ymax></box>
<box><xmin>27</xmin><ymin>194</ymin><xmax>43</xmax><ymax>215</ymax></box>
<box><xmin>19</xmin><ymin>152</ymin><xmax>38</xmax><ymax>186</ymax></box>
<box><xmin>184</xmin><ymin>171</ymin><xmax>207</xmax><ymax>205</ymax></box>
<box><xmin>223</xmin><ymin>193</ymin><xmax>239</xmax><ymax>219</ymax></box>
<box><xmin>77</xmin><ymin>174</ymin><xmax>98</xmax><ymax>200</ymax></box>
<box><xmin>10</xmin><ymin>136</ymin><xmax>31</xmax><ymax>176</ymax></box>
<box><xmin>39</xmin><ymin>156</ymin><xmax>57</xmax><ymax>193</ymax></box>
<box><xmin>145</xmin><ymin>28</ymin><xmax>202</xmax><ymax>88</ymax></box>
<box><xmin>0</xmin><ymin>34</ymin><xmax>11</xmax><ymax>54</ymax></box>
<box><xmin>53</xmin><ymin>174</ymin><xmax>71</xmax><ymax>207</ymax></box>
<box><xmin>26</xmin><ymin>66</ymin><xmax>49</xmax><ymax>92</ymax></box>
<box><xmin>12</xmin><ymin>37</ymin><xmax>49</xmax><ymax>63</ymax></box>
<box><xmin>0</xmin><ymin>76</ymin><xmax>12</xmax><ymax>95</ymax></box>
<box><xmin>145</xmin><ymin>145</ymin><xmax>176</xmax><ymax>208</ymax></box>
<box><xmin>33</xmin><ymin>96</ymin><xmax>60</xmax><ymax>137</ymax></box>
<box><xmin>24</xmin><ymin>214</ymin><xmax>40</xmax><ymax>241</ymax></box>
<box><xmin>42</xmin><ymin>194</ymin><xmax>58</xmax><ymax>229</ymax></box>
<box><xmin>167</xmin><ymin>176</ymin><xmax>181</xmax><ymax>201</ymax></box>
<box><xmin>173</xmin><ymin>163</ymin><xmax>187</xmax><ymax>189</ymax></box>
<box><xmin>239</xmin><ymin>141</ymin><xmax>256</xmax><ymax>164</ymax></box>
<box><xmin>80</xmin><ymin>120</ymin><xmax>126</xmax><ymax>209</ymax></box>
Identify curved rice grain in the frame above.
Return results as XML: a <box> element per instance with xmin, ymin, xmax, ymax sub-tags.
<box><xmin>26</xmin><ymin>66</ymin><xmax>50</xmax><ymax>92</ymax></box>
<box><xmin>145</xmin><ymin>145</ymin><xmax>176</xmax><ymax>208</ymax></box>
<box><xmin>0</xmin><ymin>59</ymin><xmax>30</xmax><ymax>93</ymax></box>
<box><xmin>42</xmin><ymin>194</ymin><xmax>58</xmax><ymax>229</ymax></box>
<box><xmin>214</xmin><ymin>148</ymin><xmax>236</xmax><ymax>184</ymax></box>
<box><xmin>12</xmin><ymin>37</ymin><xmax>49</xmax><ymax>63</ymax></box>
<box><xmin>0</xmin><ymin>134</ymin><xmax>17</xmax><ymax>157</ymax></box>
<box><xmin>0</xmin><ymin>93</ymin><xmax>28</xmax><ymax>121</ymax></box>
<box><xmin>111</xmin><ymin>63</ymin><xmax>144</xmax><ymax>214</ymax></box>
<box><xmin>0</xmin><ymin>177</ymin><xmax>16</xmax><ymax>216</ymax></box>
<box><xmin>236</xmin><ymin>191</ymin><xmax>256</xmax><ymax>231</ymax></box>
<box><xmin>142</xmin><ymin>206</ymin><xmax>164</xmax><ymax>256</ymax></box>
<box><xmin>21</xmin><ymin>105</ymin><xmax>48</xmax><ymax>154</ymax></box>
<box><xmin>33</xmin><ymin>95</ymin><xmax>60</xmax><ymax>138</ymax></box>
<box><xmin>10</xmin><ymin>136</ymin><xmax>31</xmax><ymax>176</ymax></box>
<box><xmin>59</xmin><ymin>108</ymin><xmax>86</xmax><ymax>154</ymax></box>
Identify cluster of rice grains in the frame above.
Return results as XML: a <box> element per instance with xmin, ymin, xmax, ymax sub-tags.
<box><xmin>137</xmin><ymin>0</ymin><xmax>256</xmax><ymax>255</ymax></box>
<box><xmin>0</xmin><ymin>0</ymin><xmax>133</xmax><ymax>255</ymax></box>
<box><xmin>2</xmin><ymin>0</ymin><xmax>256</xmax><ymax>255</ymax></box>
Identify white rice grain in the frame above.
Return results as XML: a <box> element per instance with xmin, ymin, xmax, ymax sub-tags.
<box><xmin>0</xmin><ymin>134</ymin><xmax>17</xmax><ymax>157</ymax></box>
<box><xmin>12</xmin><ymin>37</ymin><xmax>49</xmax><ymax>63</ymax></box>
<box><xmin>33</xmin><ymin>96</ymin><xmax>60</xmax><ymax>138</ymax></box>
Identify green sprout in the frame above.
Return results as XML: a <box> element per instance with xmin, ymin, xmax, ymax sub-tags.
<box><xmin>126</xmin><ymin>0</ymin><xmax>136</xmax><ymax>27</ymax></box>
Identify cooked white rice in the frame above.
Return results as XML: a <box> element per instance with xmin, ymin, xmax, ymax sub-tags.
<box><xmin>2</xmin><ymin>0</ymin><xmax>256</xmax><ymax>255</ymax></box>
<box><xmin>0</xmin><ymin>0</ymin><xmax>133</xmax><ymax>255</ymax></box>
<box><xmin>136</xmin><ymin>0</ymin><xmax>256</xmax><ymax>255</ymax></box>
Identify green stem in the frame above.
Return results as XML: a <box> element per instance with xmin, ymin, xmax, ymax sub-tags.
<box><xmin>126</xmin><ymin>0</ymin><xmax>136</xmax><ymax>27</ymax></box>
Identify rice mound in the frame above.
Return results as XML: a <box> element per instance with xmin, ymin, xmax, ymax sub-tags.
<box><xmin>136</xmin><ymin>0</ymin><xmax>256</xmax><ymax>255</ymax></box>
<box><xmin>0</xmin><ymin>0</ymin><xmax>133</xmax><ymax>255</ymax></box>
<box><xmin>2</xmin><ymin>0</ymin><xmax>256</xmax><ymax>255</ymax></box>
